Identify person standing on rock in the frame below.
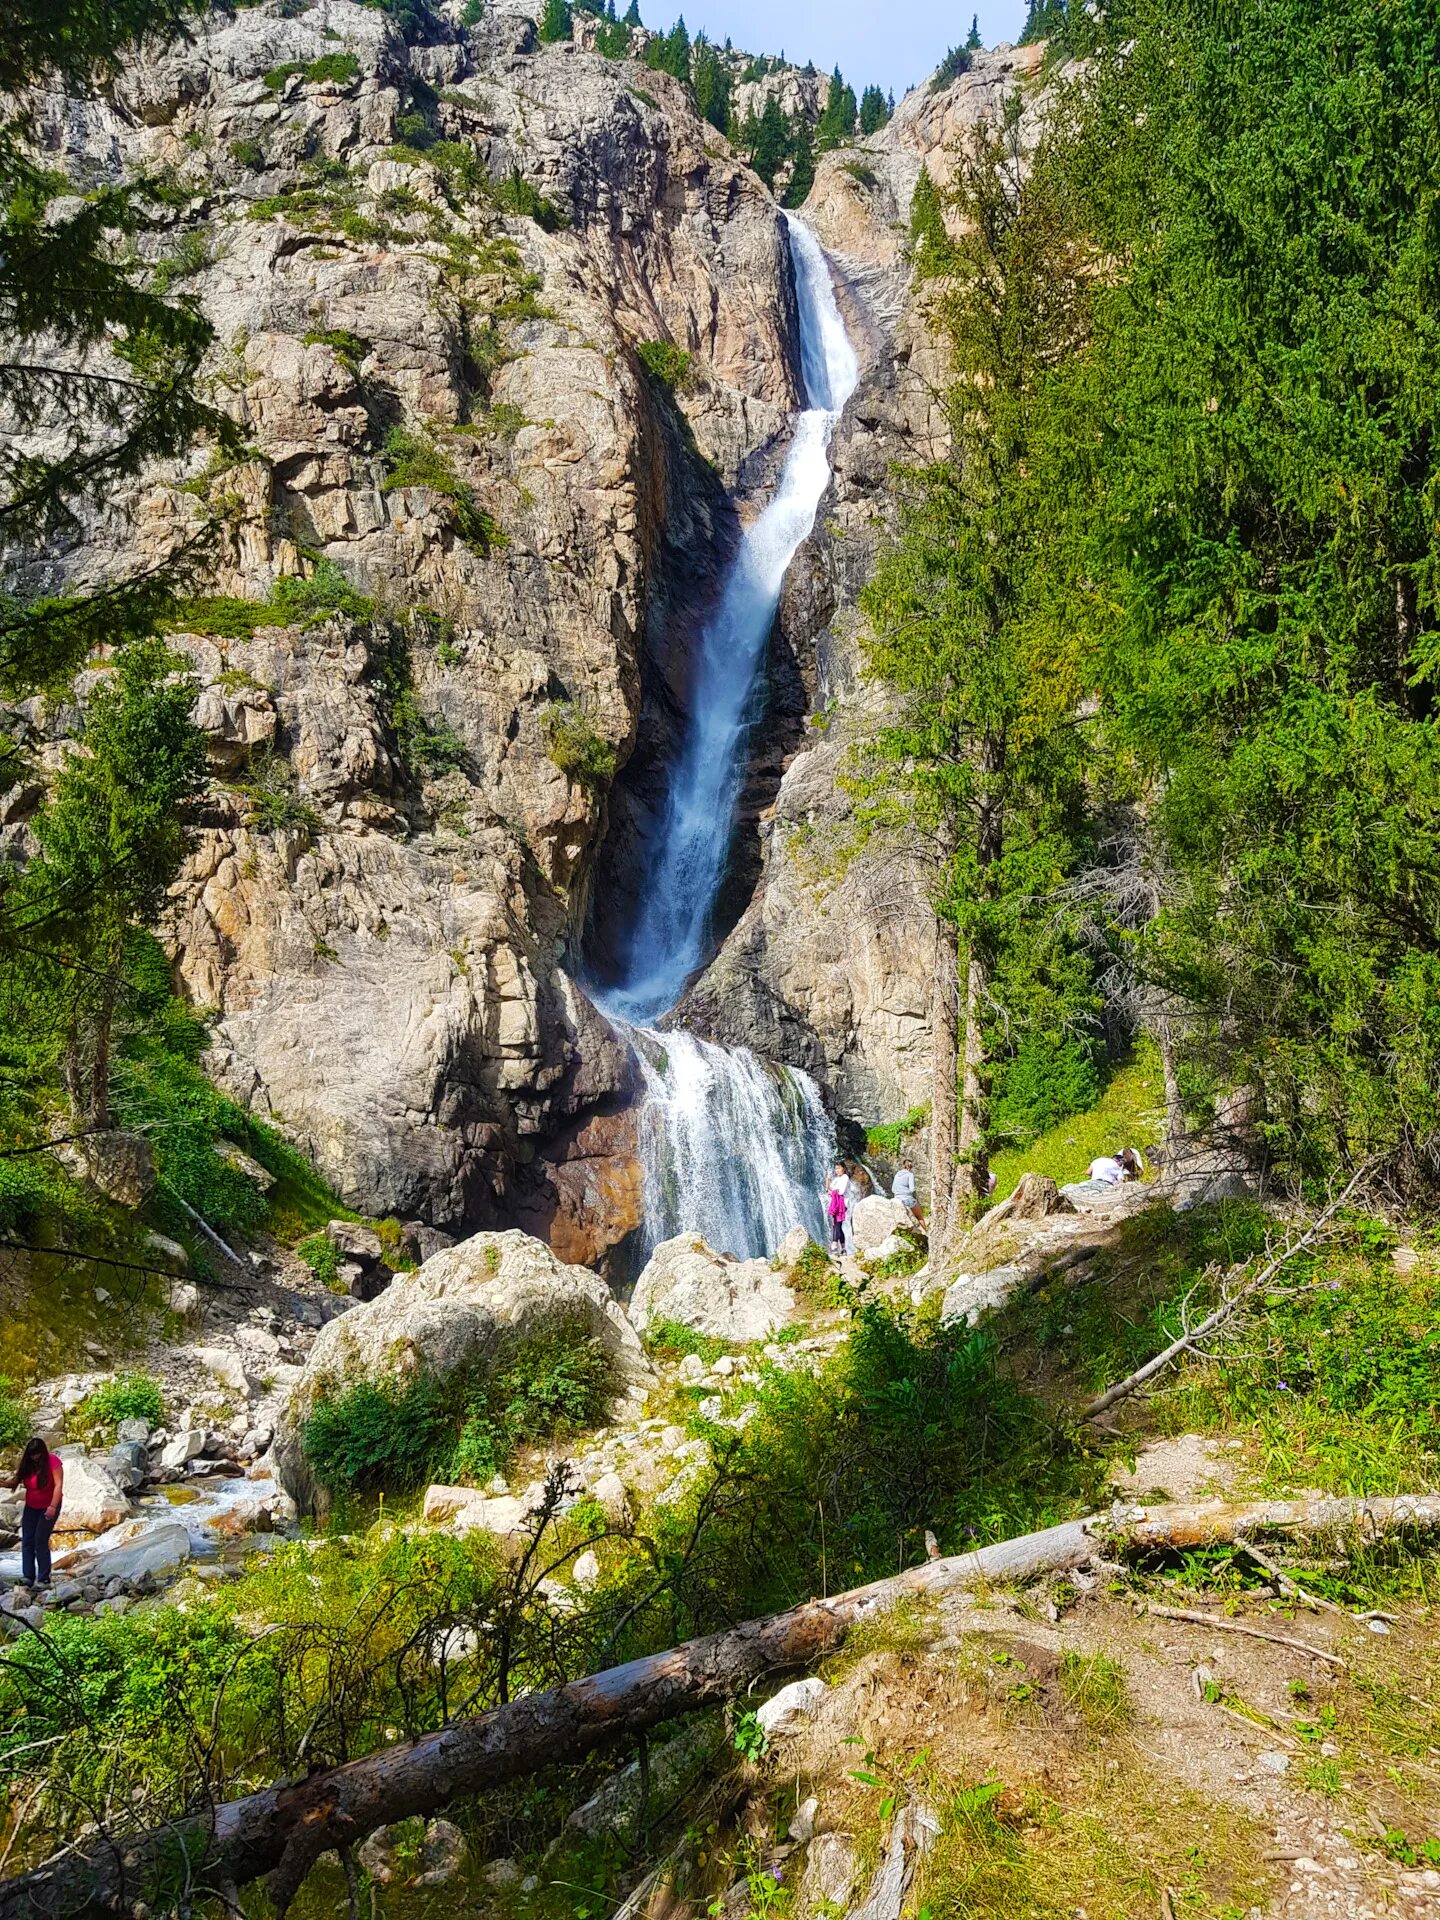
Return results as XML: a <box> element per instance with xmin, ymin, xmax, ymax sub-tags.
<box><xmin>826</xmin><ymin>1163</ymin><xmax>849</xmax><ymax>1258</ymax></box>
<box><xmin>842</xmin><ymin>1164</ymin><xmax>863</xmax><ymax>1257</ymax></box>
<box><xmin>8</xmin><ymin>1438</ymin><xmax>63</xmax><ymax>1588</ymax></box>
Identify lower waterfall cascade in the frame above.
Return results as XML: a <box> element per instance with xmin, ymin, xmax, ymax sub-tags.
<box><xmin>594</xmin><ymin>216</ymin><xmax>859</xmax><ymax>1261</ymax></box>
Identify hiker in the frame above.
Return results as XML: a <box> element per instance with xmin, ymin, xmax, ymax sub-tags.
<box><xmin>825</xmin><ymin>1162</ymin><xmax>849</xmax><ymax>1257</ymax></box>
<box><xmin>7</xmin><ymin>1438</ymin><xmax>63</xmax><ymax>1588</ymax></box>
<box><xmin>1086</xmin><ymin>1151</ymin><xmax>1126</xmax><ymax>1185</ymax></box>
<box><xmin>892</xmin><ymin>1157</ymin><xmax>919</xmax><ymax>1220</ymax></box>
<box><xmin>842</xmin><ymin>1163</ymin><xmax>864</xmax><ymax>1257</ymax></box>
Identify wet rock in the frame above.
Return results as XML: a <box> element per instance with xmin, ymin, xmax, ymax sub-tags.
<box><xmin>105</xmin><ymin>1442</ymin><xmax>147</xmax><ymax>1492</ymax></box>
<box><xmin>631</xmin><ymin>1235</ymin><xmax>797</xmax><ymax>1342</ymax></box>
<box><xmin>55</xmin><ymin>1518</ymin><xmax>191</xmax><ymax>1585</ymax></box>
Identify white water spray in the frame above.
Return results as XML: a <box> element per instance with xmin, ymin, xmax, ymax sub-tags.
<box><xmin>599</xmin><ymin>218</ymin><xmax>859</xmax><ymax>1260</ymax></box>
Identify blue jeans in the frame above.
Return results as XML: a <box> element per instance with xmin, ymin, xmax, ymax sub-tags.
<box><xmin>21</xmin><ymin>1505</ymin><xmax>59</xmax><ymax>1586</ymax></box>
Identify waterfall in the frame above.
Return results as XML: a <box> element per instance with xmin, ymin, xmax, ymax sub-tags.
<box><xmin>597</xmin><ymin>217</ymin><xmax>859</xmax><ymax>1261</ymax></box>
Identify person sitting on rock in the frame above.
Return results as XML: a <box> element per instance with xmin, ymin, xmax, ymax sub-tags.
<box><xmin>7</xmin><ymin>1438</ymin><xmax>63</xmax><ymax>1589</ymax></box>
<box><xmin>893</xmin><ymin>1157</ymin><xmax>919</xmax><ymax>1220</ymax></box>
<box><xmin>1117</xmin><ymin>1146</ymin><xmax>1145</xmax><ymax>1181</ymax></box>
<box><xmin>1086</xmin><ymin>1152</ymin><xmax>1126</xmax><ymax>1185</ymax></box>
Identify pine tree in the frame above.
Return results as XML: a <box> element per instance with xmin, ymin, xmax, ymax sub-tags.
<box><xmin>783</xmin><ymin>118</ymin><xmax>815</xmax><ymax>206</ymax></box>
<box><xmin>860</xmin><ymin>99</ymin><xmax>1090</xmax><ymax>1246</ymax></box>
<box><xmin>966</xmin><ymin>12</ymin><xmax>982</xmax><ymax>48</ymax></box>
<box><xmin>538</xmin><ymin>0</ymin><xmax>572</xmax><ymax>41</ymax></box>
<box><xmin>750</xmin><ymin>93</ymin><xmax>789</xmax><ymax>189</ymax></box>
<box><xmin>663</xmin><ymin>15</ymin><xmax>690</xmax><ymax>78</ymax></box>
<box><xmin>859</xmin><ymin>84</ymin><xmax>890</xmax><ymax>134</ymax></box>
<box><xmin>624</xmin><ymin>0</ymin><xmax>641</xmax><ymax>20</ymax></box>
<box><xmin>692</xmin><ymin>37</ymin><xmax>731</xmax><ymax>133</ymax></box>
<box><xmin>816</xmin><ymin>66</ymin><xmax>857</xmax><ymax>149</ymax></box>
<box><xmin>908</xmin><ymin>164</ymin><xmax>951</xmax><ymax>267</ymax></box>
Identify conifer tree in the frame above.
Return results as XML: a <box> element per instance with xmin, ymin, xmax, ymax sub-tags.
<box><xmin>692</xmin><ymin>37</ymin><xmax>731</xmax><ymax>133</ymax></box>
<box><xmin>624</xmin><ymin>0</ymin><xmax>641</xmax><ymax>20</ymax></box>
<box><xmin>859</xmin><ymin>84</ymin><xmax>890</xmax><ymax>134</ymax></box>
<box><xmin>783</xmin><ymin>118</ymin><xmax>815</xmax><ymax>206</ymax></box>
<box><xmin>816</xmin><ymin>66</ymin><xmax>857</xmax><ymax>149</ymax></box>
<box><xmin>860</xmin><ymin>100</ymin><xmax>1089</xmax><ymax>1244</ymax></box>
<box><xmin>538</xmin><ymin>0</ymin><xmax>572</xmax><ymax>41</ymax></box>
<box><xmin>966</xmin><ymin>12</ymin><xmax>982</xmax><ymax>48</ymax></box>
<box><xmin>750</xmin><ymin>93</ymin><xmax>788</xmax><ymax>189</ymax></box>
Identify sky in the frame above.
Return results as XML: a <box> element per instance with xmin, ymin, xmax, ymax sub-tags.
<box><xmin>650</xmin><ymin>1</ymin><xmax>1033</xmax><ymax>102</ymax></box>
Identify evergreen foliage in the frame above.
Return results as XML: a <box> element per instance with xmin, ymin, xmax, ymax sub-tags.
<box><xmin>748</xmin><ymin>93</ymin><xmax>788</xmax><ymax>190</ymax></box>
<box><xmin>537</xmin><ymin>0</ymin><xmax>571</xmax><ymax>42</ymax></box>
<box><xmin>858</xmin><ymin>84</ymin><xmax>890</xmax><ymax>135</ymax></box>
<box><xmin>815</xmin><ymin>65</ymin><xmax>857</xmax><ymax>150</ymax></box>
<box><xmin>691</xmin><ymin>35</ymin><xmax>731</xmax><ymax>133</ymax></box>
<box><xmin>782</xmin><ymin>120</ymin><xmax>815</xmax><ymax>207</ymax></box>
<box><xmin>966</xmin><ymin>13</ymin><xmax>982</xmax><ymax>49</ymax></box>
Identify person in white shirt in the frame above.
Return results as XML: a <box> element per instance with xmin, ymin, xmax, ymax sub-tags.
<box><xmin>1087</xmin><ymin>1154</ymin><xmax>1126</xmax><ymax>1185</ymax></box>
<box><xmin>842</xmin><ymin>1166</ymin><xmax>864</xmax><ymax>1256</ymax></box>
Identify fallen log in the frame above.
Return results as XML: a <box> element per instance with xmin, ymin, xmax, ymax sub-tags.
<box><xmin>5</xmin><ymin>1494</ymin><xmax>1439</xmax><ymax>1920</ymax></box>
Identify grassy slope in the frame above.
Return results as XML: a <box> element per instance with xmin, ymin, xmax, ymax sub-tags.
<box><xmin>988</xmin><ymin>1045</ymin><xmax>1167</xmax><ymax>1199</ymax></box>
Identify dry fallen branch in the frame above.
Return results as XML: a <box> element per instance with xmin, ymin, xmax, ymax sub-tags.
<box><xmin>1142</xmin><ymin>1603</ymin><xmax>1347</xmax><ymax>1668</ymax></box>
<box><xmin>1081</xmin><ymin>1158</ymin><xmax>1378</xmax><ymax>1420</ymax></box>
<box><xmin>5</xmin><ymin>1494</ymin><xmax>1439</xmax><ymax>1919</ymax></box>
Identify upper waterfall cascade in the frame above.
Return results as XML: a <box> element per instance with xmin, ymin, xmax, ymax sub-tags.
<box><xmin>597</xmin><ymin>217</ymin><xmax>859</xmax><ymax>1260</ymax></box>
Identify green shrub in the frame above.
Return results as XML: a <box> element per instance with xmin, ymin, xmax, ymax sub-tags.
<box><xmin>297</xmin><ymin>1233</ymin><xmax>343</xmax><ymax>1290</ymax></box>
<box><xmin>301</xmin><ymin>327</ymin><xmax>370</xmax><ymax>375</ymax></box>
<box><xmin>493</xmin><ymin>169</ymin><xmax>567</xmax><ymax>231</ymax></box>
<box><xmin>392</xmin><ymin>688</ymin><xmax>468</xmax><ymax>779</ymax></box>
<box><xmin>302</xmin><ymin>1323</ymin><xmax>612</xmax><ymax>1495</ymax></box>
<box><xmin>865</xmin><ymin>1102</ymin><xmax>929</xmax><ymax>1158</ymax></box>
<box><xmin>270</xmin><ymin>558</ymin><xmax>374</xmax><ymax>622</ymax></box>
<box><xmin>235</xmin><ymin>748</ymin><xmax>322</xmax><ymax>834</ymax></box>
<box><xmin>262</xmin><ymin>60</ymin><xmax>307</xmax><ymax>92</ymax></box>
<box><xmin>166</xmin><ymin>562</ymin><xmax>373</xmax><ymax>639</ymax></box>
<box><xmin>381</xmin><ymin>427</ymin><xmax>504</xmax><ymax>553</ymax></box>
<box><xmin>228</xmin><ymin>137</ymin><xmax>266</xmax><ymax>170</ymax></box>
<box><xmin>303</xmin><ymin>1375</ymin><xmax>455</xmax><ymax>1494</ymax></box>
<box><xmin>644</xmin><ymin>1320</ymin><xmax>732</xmax><ymax>1365</ymax></box>
<box><xmin>150</xmin><ymin>227</ymin><xmax>210</xmax><ymax>295</ymax></box>
<box><xmin>636</xmin><ymin>338</ymin><xmax>694</xmax><ymax>392</ymax></box>
<box><xmin>543</xmin><ymin>701</ymin><xmax>616</xmax><ymax>787</ymax></box>
<box><xmin>0</xmin><ymin>1377</ymin><xmax>31</xmax><ymax>1451</ymax></box>
<box><xmin>78</xmin><ymin>1373</ymin><xmax>165</xmax><ymax>1433</ymax></box>
<box><xmin>164</xmin><ymin>595</ymin><xmax>277</xmax><ymax>638</ymax></box>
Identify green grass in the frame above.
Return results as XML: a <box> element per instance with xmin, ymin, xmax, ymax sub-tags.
<box><xmin>642</xmin><ymin>1319</ymin><xmax>734</xmax><ymax>1365</ymax></box>
<box><xmin>636</xmin><ymin>339</ymin><xmax>695</xmax><ymax>392</ymax></box>
<box><xmin>865</xmin><ymin>1102</ymin><xmax>928</xmax><ymax>1158</ymax></box>
<box><xmin>987</xmin><ymin>1046</ymin><xmax>1165</xmax><ymax>1199</ymax></box>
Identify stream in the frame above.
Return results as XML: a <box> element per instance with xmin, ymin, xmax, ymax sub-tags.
<box><xmin>595</xmin><ymin>217</ymin><xmax>860</xmax><ymax>1261</ymax></box>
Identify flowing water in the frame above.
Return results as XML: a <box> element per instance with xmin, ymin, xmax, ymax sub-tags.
<box><xmin>595</xmin><ymin>218</ymin><xmax>859</xmax><ymax>1261</ymax></box>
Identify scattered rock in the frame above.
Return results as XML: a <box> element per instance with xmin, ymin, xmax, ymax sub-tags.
<box><xmin>422</xmin><ymin>1486</ymin><xmax>532</xmax><ymax>1539</ymax></box>
<box><xmin>193</xmin><ymin>1346</ymin><xmax>251</xmax><ymax>1398</ymax></box>
<box><xmin>796</xmin><ymin>1831</ymin><xmax>858</xmax><ymax>1917</ymax></box>
<box><xmin>590</xmin><ymin>1471</ymin><xmax>628</xmax><ymax>1520</ymax></box>
<box><xmin>571</xmin><ymin>1549</ymin><xmax>600</xmax><ymax>1589</ymax></box>
<box><xmin>789</xmin><ymin>1795</ymin><xmax>820</xmax><ymax>1843</ymax></box>
<box><xmin>756</xmin><ymin>1676</ymin><xmax>828</xmax><ymax>1736</ymax></box>
<box><xmin>939</xmin><ymin>1266</ymin><xmax>1028</xmax><ymax>1328</ymax></box>
<box><xmin>159</xmin><ymin>1430</ymin><xmax>207</xmax><ymax>1471</ymax></box>
<box><xmin>115</xmin><ymin>1418</ymin><xmax>151</xmax><ymax>1445</ymax></box>
<box><xmin>631</xmin><ymin>1235</ymin><xmax>797</xmax><ymax>1342</ymax></box>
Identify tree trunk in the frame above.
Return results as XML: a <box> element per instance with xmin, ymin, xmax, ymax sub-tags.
<box><xmin>955</xmin><ymin>745</ymin><xmax>1004</xmax><ymax>1220</ymax></box>
<box><xmin>7</xmin><ymin>1494</ymin><xmax>1440</xmax><ymax>1920</ymax></box>
<box><xmin>1157</xmin><ymin>1008</ymin><xmax>1186</xmax><ymax>1161</ymax></box>
<box><xmin>929</xmin><ymin>910</ymin><xmax>960</xmax><ymax>1262</ymax></box>
<box><xmin>86</xmin><ymin>957</ymin><xmax>120</xmax><ymax>1131</ymax></box>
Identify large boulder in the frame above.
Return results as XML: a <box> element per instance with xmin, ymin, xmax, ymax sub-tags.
<box><xmin>851</xmin><ymin>1195</ymin><xmax>916</xmax><ymax>1253</ymax></box>
<box><xmin>55</xmin><ymin>1516</ymin><xmax>191</xmax><ymax>1584</ymax></box>
<box><xmin>272</xmin><ymin>1232</ymin><xmax>654</xmax><ymax>1514</ymax></box>
<box><xmin>52</xmin><ymin>1449</ymin><xmax>131</xmax><ymax>1533</ymax></box>
<box><xmin>629</xmin><ymin>1236</ymin><xmax>797</xmax><ymax>1343</ymax></box>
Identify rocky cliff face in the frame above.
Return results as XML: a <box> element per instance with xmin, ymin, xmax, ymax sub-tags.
<box><xmin>675</xmin><ymin>42</ymin><xmax>1054</xmax><ymax>1139</ymax></box>
<box><xmin>11</xmin><ymin>0</ymin><xmax>809</xmax><ymax>1259</ymax></box>
<box><xmin>6</xmin><ymin>12</ymin><xmax>1054</xmax><ymax>1259</ymax></box>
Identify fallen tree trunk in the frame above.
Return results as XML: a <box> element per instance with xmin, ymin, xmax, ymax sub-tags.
<box><xmin>6</xmin><ymin>1494</ymin><xmax>1440</xmax><ymax>1920</ymax></box>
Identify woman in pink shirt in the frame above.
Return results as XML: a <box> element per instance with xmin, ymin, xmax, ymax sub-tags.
<box><xmin>7</xmin><ymin>1438</ymin><xmax>64</xmax><ymax>1588</ymax></box>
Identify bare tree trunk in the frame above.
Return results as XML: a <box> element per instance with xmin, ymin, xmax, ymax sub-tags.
<box><xmin>1157</xmin><ymin>1008</ymin><xmax>1186</xmax><ymax>1161</ymax></box>
<box><xmin>955</xmin><ymin>755</ymin><xmax>1003</xmax><ymax>1222</ymax></box>
<box><xmin>7</xmin><ymin>1493</ymin><xmax>1439</xmax><ymax>1920</ymax></box>
<box><xmin>929</xmin><ymin>911</ymin><xmax>960</xmax><ymax>1261</ymax></box>
<box><xmin>86</xmin><ymin>958</ymin><xmax>120</xmax><ymax>1131</ymax></box>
